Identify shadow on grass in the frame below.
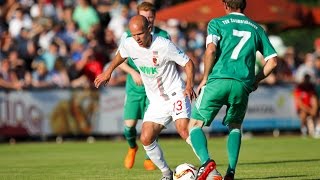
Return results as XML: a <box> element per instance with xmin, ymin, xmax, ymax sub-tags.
<box><xmin>240</xmin><ymin>175</ymin><xmax>307</xmax><ymax>179</ymax></box>
<box><xmin>239</xmin><ymin>158</ymin><xmax>320</xmax><ymax>165</ymax></box>
<box><xmin>240</xmin><ymin>175</ymin><xmax>320</xmax><ymax>180</ymax></box>
<box><xmin>234</xmin><ymin>159</ymin><xmax>320</xmax><ymax>180</ymax></box>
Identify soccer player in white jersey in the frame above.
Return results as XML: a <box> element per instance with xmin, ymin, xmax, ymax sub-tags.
<box><xmin>117</xmin><ymin>2</ymin><xmax>171</xmax><ymax>171</ymax></box>
<box><xmin>94</xmin><ymin>15</ymin><xmax>196</xmax><ymax>180</ymax></box>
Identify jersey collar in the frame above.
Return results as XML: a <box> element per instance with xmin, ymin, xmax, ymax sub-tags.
<box><xmin>229</xmin><ymin>12</ymin><xmax>245</xmax><ymax>16</ymax></box>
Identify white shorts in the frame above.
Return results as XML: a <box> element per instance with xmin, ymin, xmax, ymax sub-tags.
<box><xmin>143</xmin><ymin>91</ymin><xmax>191</xmax><ymax>127</ymax></box>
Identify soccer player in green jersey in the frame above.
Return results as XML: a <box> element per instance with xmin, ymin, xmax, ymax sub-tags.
<box><xmin>188</xmin><ymin>0</ymin><xmax>278</xmax><ymax>180</ymax></box>
<box><xmin>117</xmin><ymin>2</ymin><xmax>170</xmax><ymax>171</ymax></box>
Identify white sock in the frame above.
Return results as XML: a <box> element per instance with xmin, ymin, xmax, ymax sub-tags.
<box><xmin>315</xmin><ymin>126</ymin><xmax>320</xmax><ymax>135</ymax></box>
<box><xmin>143</xmin><ymin>140</ymin><xmax>170</xmax><ymax>173</ymax></box>
<box><xmin>301</xmin><ymin>126</ymin><xmax>307</xmax><ymax>136</ymax></box>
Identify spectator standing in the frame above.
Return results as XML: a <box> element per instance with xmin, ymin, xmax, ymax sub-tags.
<box><xmin>295</xmin><ymin>53</ymin><xmax>316</xmax><ymax>84</ymax></box>
<box><xmin>0</xmin><ymin>31</ymin><xmax>15</xmax><ymax>58</ymax></box>
<box><xmin>107</xmin><ymin>5</ymin><xmax>130</xmax><ymax>41</ymax></box>
<box><xmin>8</xmin><ymin>7</ymin><xmax>32</xmax><ymax>38</ymax></box>
<box><xmin>72</xmin><ymin>0</ymin><xmax>100</xmax><ymax>35</ymax></box>
<box><xmin>51</xmin><ymin>57</ymin><xmax>70</xmax><ymax>88</ymax></box>
<box><xmin>30</xmin><ymin>0</ymin><xmax>57</xmax><ymax>19</ymax></box>
<box><xmin>31</xmin><ymin>61</ymin><xmax>54</xmax><ymax>88</ymax></box>
<box><xmin>7</xmin><ymin>49</ymin><xmax>31</xmax><ymax>87</ymax></box>
<box><xmin>313</xmin><ymin>55</ymin><xmax>320</xmax><ymax>138</ymax></box>
<box><xmin>0</xmin><ymin>59</ymin><xmax>24</xmax><ymax>90</ymax></box>
<box><xmin>275</xmin><ymin>46</ymin><xmax>300</xmax><ymax>83</ymax></box>
<box><xmin>38</xmin><ymin>42</ymin><xmax>60</xmax><ymax>72</ymax></box>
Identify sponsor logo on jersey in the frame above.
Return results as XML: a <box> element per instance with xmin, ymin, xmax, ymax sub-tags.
<box><xmin>138</xmin><ymin>66</ymin><xmax>158</xmax><ymax>75</ymax></box>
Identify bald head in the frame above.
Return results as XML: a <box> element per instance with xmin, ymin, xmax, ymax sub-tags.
<box><xmin>129</xmin><ymin>15</ymin><xmax>150</xmax><ymax>33</ymax></box>
<box><xmin>129</xmin><ymin>15</ymin><xmax>152</xmax><ymax>47</ymax></box>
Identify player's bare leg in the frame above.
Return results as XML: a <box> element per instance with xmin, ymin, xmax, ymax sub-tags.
<box><xmin>174</xmin><ymin>118</ymin><xmax>189</xmax><ymax>140</ymax></box>
<box><xmin>315</xmin><ymin>116</ymin><xmax>320</xmax><ymax>138</ymax></box>
<box><xmin>307</xmin><ymin>116</ymin><xmax>315</xmax><ymax>137</ymax></box>
<box><xmin>141</xmin><ymin>121</ymin><xmax>172</xmax><ymax>179</ymax></box>
<box><xmin>299</xmin><ymin>111</ymin><xmax>308</xmax><ymax>136</ymax></box>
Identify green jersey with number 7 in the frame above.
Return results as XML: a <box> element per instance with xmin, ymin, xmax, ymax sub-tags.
<box><xmin>206</xmin><ymin>12</ymin><xmax>277</xmax><ymax>91</ymax></box>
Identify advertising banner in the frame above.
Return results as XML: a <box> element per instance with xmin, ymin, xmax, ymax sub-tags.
<box><xmin>0</xmin><ymin>86</ymin><xmax>301</xmax><ymax>137</ymax></box>
<box><xmin>210</xmin><ymin>86</ymin><xmax>300</xmax><ymax>132</ymax></box>
<box><xmin>0</xmin><ymin>89</ymin><xmax>99</xmax><ymax>137</ymax></box>
<box><xmin>95</xmin><ymin>87</ymin><xmax>126</xmax><ymax>134</ymax></box>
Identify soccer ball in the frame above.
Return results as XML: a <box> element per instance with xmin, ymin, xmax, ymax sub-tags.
<box><xmin>173</xmin><ymin>163</ymin><xmax>198</xmax><ymax>180</ymax></box>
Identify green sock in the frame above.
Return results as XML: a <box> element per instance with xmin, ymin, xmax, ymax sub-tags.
<box><xmin>123</xmin><ymin>126</ymin><xmax>137</xmax><ymax>148</ymax></box>
<box><xmin>227</xmin><ymin>128</ymin><xmax>241</xmax><ymax>174</ymax></box>
<box><xmin>190</xmin><ymin>127</ymin><xmax>210</xmax><ymax>164</ymax></box>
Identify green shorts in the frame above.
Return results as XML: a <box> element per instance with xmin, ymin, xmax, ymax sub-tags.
<box><xmin>123</xmin><ymin>92</ymin><xmax>149</xmax><ymax>120</ymax></box>
<box><xmin>191</xmin><ymin>79</ymin><xmax>249</xmax><ymax>126</ymax></box>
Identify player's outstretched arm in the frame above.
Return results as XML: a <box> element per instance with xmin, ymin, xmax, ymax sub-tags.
<box><xmin>184</xmin><ymin>59</ymin><xmax>196</xmax><ymax>101</ymax></box>
<box><xmin>94</xmin><ymin>53</ymin><xmax>125</xmax><ymax>88</ymax></box>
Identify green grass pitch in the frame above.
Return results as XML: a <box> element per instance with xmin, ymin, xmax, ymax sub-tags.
<box><xmin>0</xmin><ymin>135</ymin><xmax>319</xmax><ymax>180</ymax></box>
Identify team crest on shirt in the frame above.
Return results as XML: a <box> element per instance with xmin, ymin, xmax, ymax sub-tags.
<box><xmin>152</xmin><ymin>51</ymin><xmax>159</xmax><ymax>66</ymax></box>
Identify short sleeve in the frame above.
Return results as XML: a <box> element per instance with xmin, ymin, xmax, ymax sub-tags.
<box><xmin>165</xmin><ymin>41</ymin><xmax>190</xmax><ymax>66</ymax></box>
<box><xmin>258</xmin><ymin>29</ymin><xmax>277</xmax><ymax>61</ymax></box>
<box><xmin>206</xmin><ymin>20</ymin><xmax>220</xmax><ymax>47</ymax></box>
<box><xmin>118</xmin><ymin>40</ymin><xmax>129</xmax><ymax>59</ymax></box>
<box><xmin>115</xmin><ymin>31</ymin><xmax>129</xmax><ymax>55</ymax></box>
<box><xmin>119</xmin><ymin>31</ymin><xmax>129</xmax><ymax>45</ymax></box>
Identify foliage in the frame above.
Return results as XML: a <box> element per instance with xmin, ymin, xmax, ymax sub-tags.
<box><xmin>294</xmin><ymin>0</ymin><xmax>320</xmax><ymax>6</ymax></box>
<box><xmin>278</xmin><ymin>27</ymin><xmax>320</xmax><ymax>53</ymax></box>
<box><xmin>276</xmin><ymin>0</ymin><xmax>320</xmax><ymax>53</ymax></box>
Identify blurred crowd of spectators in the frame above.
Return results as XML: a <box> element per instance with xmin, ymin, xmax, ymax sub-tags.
<box><xmin>1</xmin><ymin>0</ymin><xmax>320</xmax><ymax>91</ymax></box>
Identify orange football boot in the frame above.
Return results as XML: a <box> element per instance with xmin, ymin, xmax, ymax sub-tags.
<box><xmin>143</xmin><ymin>159</ymin><xmax>156</xmax><ymax>171</ymax></box>
<box><xmin>124</xmin><ymin>146</ymin><xmax>138</xmax><ymax>169</ymax></box>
